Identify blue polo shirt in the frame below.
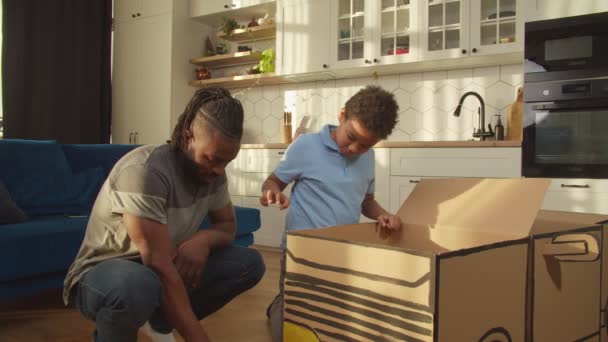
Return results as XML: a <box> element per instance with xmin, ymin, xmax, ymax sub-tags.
<box><xmin>274</xmin><ymin>124</ymin><xmax>375</xmax><ymax>232</ymax></box>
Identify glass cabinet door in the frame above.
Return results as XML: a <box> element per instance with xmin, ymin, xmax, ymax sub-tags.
<box><xmin>421</xmin><ymin>0</ymin><xmax>467</xmax><ymax>59</ymax></box>
<box><xmin>377</xmin><ymin>0</ymin><xmax>418</xmax><ymax>63</ymax></box>
<box><xmin>336</xmin><ymin>0</ymin><xmax>366</xmax><ymax>63</ymax></box>
<box><xmin>470</xmin><ymin>0</ymin><xmax>522</xmax><ymax>55</ymax></box>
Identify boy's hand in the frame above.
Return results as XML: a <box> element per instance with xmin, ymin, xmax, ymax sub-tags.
<box><xmin>260</xmin><ymin>189</ymin><xmax>290</xmax><ymax>209</ymax></box>
<box><xmin>377</xmin><ymin>214</ymin><xmax>402</xmax><ymax>230</ymax></box>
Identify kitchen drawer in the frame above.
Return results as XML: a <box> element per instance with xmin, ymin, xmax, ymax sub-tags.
<box><xmin>226</xmin><ymin>151</ymin><xmax>244</xmax><ymax>196</ymax></box>
<box><xmin>242</xmin><ymin>172</ymin><xmax>270</xmax><ymax>197</ymax></box>
<box><xmin>242</xmin><ymin>149</ymin><xmax>286</xmax><ymax>173</ymax></box>
<box><xmin>548</xmin><ymin>179</ymin><xmax>608</xmax><ymax>193</ymax></box>
<box><xmin>390</xmin><ymin>148</ymin><xmax>521</xmax><ymax>178</ymax></box>
<box><xmin>542</xmin><ymin>191</ymin><xmax>608</xmax><ymax>215</ymax></box>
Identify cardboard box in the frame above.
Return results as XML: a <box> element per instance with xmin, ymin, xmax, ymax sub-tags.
<box><xmin>284</xmin><ymin>178</ymin><xmax>608</xmax><ymax>342</ymax></box>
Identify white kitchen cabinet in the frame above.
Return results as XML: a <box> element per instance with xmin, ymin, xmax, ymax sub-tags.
<box><xmin>242</xmin><ymin>196</ymin><xmax>287</xmax><ymax>248</ymax></box>
<box><xmin>114</xmin><ymin>0</ymin><xmax>172</xmax><ymax>23</ymax></box>
<box><xmin>279</xmin><ymin>0</ymin><xmax>332</xmax><ymax>74</ymax></box>
<box><xmin>112</xmin><ymin>1</ymin><xmax>208</xmax><ymax>145</ymax></box>
<box><xmin>329</xmin><ymin>0</ymin><xmax>421</xmax><ymax>69</ymax></box>
<box><xmin>330</xmin><ymin>0</ymin><xmax>374</xmax><ymax>69</ymax></box>
<box><xmin>420</xmin><ymin>0</ymin><xmax>526</xmax><ymax>61</ymax></box>
<box><xmin>390</xmin><ymin>147</ymin><xmax>521</xmax><ymax>178</ymax></box>
<box><xmin>542</xmin><ymin>179</ymin><xmax>608</xmax><ymax>215</ymax></box>
<box><xmin>360</xmin><ymin>148</ymin><xmax>391</xmax><ymax>222</ymax></box>
<box><xmin>530</xmin><ymin>0</ymin><xmax>608</xmax><ymax>21</ymax></box>
<box><xmin>189</xmin><ymin>0</ymin><xmax>274</xmax><ymax>18</ymax></box>
<box><xmin>373</xmin><ymin>0</ymin><xmax>419</xmax><ymax>65</ymax></box>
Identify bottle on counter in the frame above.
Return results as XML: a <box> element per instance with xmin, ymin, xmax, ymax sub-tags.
<box><xmin>494</xmin><ymin>114</ymin><xmax>505</xmax><ymax>141</ymax></box>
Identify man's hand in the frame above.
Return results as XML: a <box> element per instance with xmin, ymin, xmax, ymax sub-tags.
<box><xmin>259</xmin><ymin>189</ymin><xmax>290</xmax><ymax>209</ymax></box>
<box><xmin>376</xmin><ymin>214</ymin><xmax>402</xmax><ymax>231</ymax></box>
<box><xmin>173</xmin><ymin>236</ymin><xmax>211</xmax><ymax>288</ymax></box>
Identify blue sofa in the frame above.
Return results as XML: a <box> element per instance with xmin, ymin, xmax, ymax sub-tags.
<box><xmin>0</xmin><ymin>140</ymin><xmax>261</xmax><ymax>300</ymax></box>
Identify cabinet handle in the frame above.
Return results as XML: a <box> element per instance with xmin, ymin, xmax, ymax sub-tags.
<box><xmin>231</xmin><ymin>3</ymin><xmax>236</xmax><ymax>6</ymax></box>
<box><xmin>365</xmin><ymin>59</ymin><xmax>372</xmax><ymax>64</ymax></box>
<box><xmin>472</xmin><ymin>48</ymin><xmax>478</xmax><ymax>53</ymax></box>
<box><xmin>129</xmin><ymin>132</ymin><xmax>133</xmax><ymax>144</ymax></box>
<box><xmin>373</xmin><ymin>58</ymin><xmax>379</xmax><ymax>63</ymax></box>
<box><xmin>461</xmin><ymin>49</ymin><xmax>467</xmax><ymax>54</ymax></box>
<box><xmin>409</xmin><ymin>180</ymin><xmax>419</xmax><ymax>184</ymax></box>
<box><xmin>131</xmin><ymin>14</ymin><xmax>136</xmax><ymax>18</ymax></box>
<box><xmin>278</xmin><ymin>151</ymin><xmax>285</xmax><ymax>155</ymax></box>
<box><xmin>561</xmin><ymin>184</ymin><xmax>590</xmax><ymax>189</ymax></box>
<box><xmin>224</xmin><ymin>4</ymin><xmax>229</xmax><ymax>8</ymax></box>
<box><xmin>134</xmin><ymin>132</ymin><xmax>139</xmax><ymax>144</ymax></box>
<box><xmin>323</xmin><ymin>64</ymin><xmax>329</xmax><ymax>68</ymax></box>
<box><xmin>137</xmin><ymin>12</ymin><xmax>141</xmax><ymax>17</ymax></box>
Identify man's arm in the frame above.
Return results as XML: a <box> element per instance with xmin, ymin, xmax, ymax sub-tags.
<box><xmin>193</xmin><ymin>202</ymin><xmax>237</xmax><ymax>250</ymax></box>
<box><xmin>123</xmin><ymin>213</ymin><xmax>208</xmax><ymax>342</ymax></box>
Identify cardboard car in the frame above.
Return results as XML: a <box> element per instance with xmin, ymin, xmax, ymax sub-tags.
<box><xmin>284</xmin><ymin>178</ymin><xmax>608</xmax><ymax>341</ymax></box>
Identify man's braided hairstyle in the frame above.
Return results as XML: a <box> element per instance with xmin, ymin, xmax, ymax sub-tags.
<box><xmin>171</xmin><ymin>87</ymin><xmax>243</xmax><ymax>150</ymax></box>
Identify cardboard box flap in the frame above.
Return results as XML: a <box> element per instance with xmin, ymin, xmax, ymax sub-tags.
<box><xmin>532</xmin><ymin>210</ymin><xmax>608</xmax><ymax>235</ymax></box>
<box><xmin>397</xmin><ymin>178</ymin><xmax>551</xmax><ymax>237</ymax></box>
<box><xmin>291</xmin><ymin>222</ymin><xmax>525</xmax><ymax>254</ymax></box>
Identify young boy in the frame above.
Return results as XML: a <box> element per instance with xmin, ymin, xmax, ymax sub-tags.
<box><xmin>259</xmin><ymin>85</ymin><xmax>402</xmax><ymax>341</ymax></box>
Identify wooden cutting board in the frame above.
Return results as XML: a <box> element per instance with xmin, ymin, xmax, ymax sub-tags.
<box><xmin>506</xmin><ymin>87</ymin><xmax>523</xmax><ymax>141</ymax></box>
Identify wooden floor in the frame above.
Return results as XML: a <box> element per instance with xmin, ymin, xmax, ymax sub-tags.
<box><xmin>0</xmin><ymin>247</ymin><xmax>280</xmax><ymax>342</ymax></box>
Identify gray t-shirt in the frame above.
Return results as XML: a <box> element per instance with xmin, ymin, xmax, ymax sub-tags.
<box><xmin>63</xmin><ymin>144</ymin><xmax>230</xmax><ymax>304</ymax></box>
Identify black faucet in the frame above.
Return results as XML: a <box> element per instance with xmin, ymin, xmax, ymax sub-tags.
<box><xmin>453</xmin><ymin>91</ymin><xmax>494</xmax><ymax>141</ymax></box>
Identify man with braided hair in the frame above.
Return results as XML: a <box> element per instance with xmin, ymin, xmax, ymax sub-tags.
<box><xmin>63</xmin><ymin>87</ymin><xmax>265</xmax><ymax>342</ymax></box>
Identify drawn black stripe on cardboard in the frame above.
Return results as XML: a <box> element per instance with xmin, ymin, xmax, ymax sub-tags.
<box><xmin>286</xmin><ymin>307</ymin><xmax>427</xmax><ymax>342</ymax></box>
<box><xmin>286</xmin><ymin>248</ymin><xmax>431</xmax><ymax>287</ymax></box>
<box><xmin>285</xmin><ymin>272</ymin><xmax>433</xmax><ymax>313</ymax></box>
<box><xmin>284</xmin><ymin>284</ymin><xmax>433</xmax><ymax>322</ymax></box>
<box><xmin>285</xmin><ymin>292</ymin><xmax>432</xmax><ymax>334</ymax></box>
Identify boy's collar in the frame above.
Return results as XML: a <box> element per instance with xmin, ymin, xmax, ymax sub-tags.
<box><xmin>320</xmin><ymin>124</ymin><xmax>339</xmax><ymax>151</ymax></box>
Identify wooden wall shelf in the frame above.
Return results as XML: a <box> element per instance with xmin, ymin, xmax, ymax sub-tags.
<box><xmin>190</xmin><ymin>51</ymin><xmax>262</xmax><ymax>68</ymax></box>
<box><xmin>189</xmin><ymin>72</ymin><xmax>291</xmax><ymax>89</ymax></box>
<box><xmin>216</xmin><ymin>24</ymin><xmax>276</xmax><ymax>42</ymax></box>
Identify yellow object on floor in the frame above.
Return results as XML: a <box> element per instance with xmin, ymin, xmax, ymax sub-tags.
<box><xmin>283</xmin><ymin>321</ymin><xmax>320</xmax><ymax>342</ymax></box>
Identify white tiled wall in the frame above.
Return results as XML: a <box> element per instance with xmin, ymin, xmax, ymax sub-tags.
<box><xmin>232</xmin><ymin>63</ymin><xmax>523</xmax><ymax>143</ymax></box>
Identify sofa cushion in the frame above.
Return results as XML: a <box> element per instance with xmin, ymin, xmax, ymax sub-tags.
<box><xmin>0</xmin><ymin>216</ymin><xmax>88</xmax><ymax>281</ymax></box>
<box><xmin>0</xmin><ymin>139</ymin><xmax>71</xmax><ymax>191</ymax></box>
<box><xmin>62</xmin><ymin>144</ymin><xmax>139</xmax><ymax>178</ymax></box>
<box><xmin>12</xmin><ymin>167</ymin><xmax>105</xmax><ymax>216</ymax></box>
<box><xmin>199</xmin><ymin>206</ymin><xmax>261</xmax><ymax>236</ymax></box>
<box><xmin>0</xmin><ymin>180</ymin><xmax>27</xmax><ymax>224</ymax></box>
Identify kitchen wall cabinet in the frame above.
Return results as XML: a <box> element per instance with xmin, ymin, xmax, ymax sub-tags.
<box><xmin>189</xmin><ymin>0</ymin><xmax>274</xmax><ymax>18</ymax></box>
<box><xmin>420</xmin><ymin>0</ymin><xmax>526</xmax><ymax>61</ymax></box>
<box><xmin>112</xmin><ymin>1</ymin><xmax>209</xmax><ymax>144</ymax></box>
<box><xmin>278</xmin><ymin>0</ymin><xmax>332</xmax><ymax>74</ymax></box>
<box><xmin>529</xmin><ymin>0</ymin><xmax>608</xmax><ymax>21</ymax></box>
<box><xmin>114</xmin><ymin>0</ymin><xmax>172</xmax><ymax>23</ymax></box>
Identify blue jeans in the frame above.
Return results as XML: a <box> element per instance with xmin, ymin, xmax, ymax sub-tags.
<box><xmin>73</xmin><ymin>245</ymin><xmax>265</xmax><ymax>342</ymax></box>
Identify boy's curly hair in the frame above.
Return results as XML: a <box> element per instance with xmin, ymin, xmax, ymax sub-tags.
<box><xmin>344</xmin><ymin>85</ymin><xmax>399</xmax><ymax>139</ymax></box>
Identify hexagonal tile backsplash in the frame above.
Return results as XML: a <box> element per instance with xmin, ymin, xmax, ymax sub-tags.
<box><xmin>232</xmin><ymin>64</ymin><xmax>523</xmax><ymax>143</ymax></box>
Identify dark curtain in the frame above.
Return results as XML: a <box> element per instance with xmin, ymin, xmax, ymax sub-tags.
<box><xmin>2</xmin><ymin>0</ymin><xmax>112</xmax><ymax>143</ymax></box>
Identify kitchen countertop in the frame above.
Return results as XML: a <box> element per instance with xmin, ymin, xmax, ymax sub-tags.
<box><xmin>240</xmin><ymin>140</ymin><xmax>522</xmax><ymax>149</ymax></box>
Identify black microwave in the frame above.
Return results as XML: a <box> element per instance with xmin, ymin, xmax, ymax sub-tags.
<box><xmin>524</xmin><ymin>11</ymin><xmax>608</xmax><ymax>83</ymax></box>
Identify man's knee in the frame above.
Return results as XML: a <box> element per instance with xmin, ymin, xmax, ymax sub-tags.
<box><xmin>240</xmin><ymin>248</ymin><xmax>266</xmax><ymax>289</ymax></box>
<box><xmin>97</xmin><ymin>260</ymin><xmax>162</xmax><ymax>325</ymax></box>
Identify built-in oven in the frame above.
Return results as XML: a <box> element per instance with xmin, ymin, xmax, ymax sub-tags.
<box><xmin>522</xmin><ymin>78</ymin><xmax>608</xmax><ymax>178</ymax></box>
<box><xmin>525</xmin><ymin>11</ymin><xmax>608</xmax><ymax>82</ymax></box>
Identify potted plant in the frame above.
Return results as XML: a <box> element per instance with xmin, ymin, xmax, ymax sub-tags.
<box><xmin>220</xmin><ymin>17</ymin><xmax>239</xmax><ymax>37</ymax></box>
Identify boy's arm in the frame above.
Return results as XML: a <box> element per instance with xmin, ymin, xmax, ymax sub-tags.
<box><xmin>260</xmin><ymin>173</ymin><xmax>290</xmax><ymax>209</ymax></box>
<box><xmin>361</xmin><ymin>193</ymin><xmax>401</xmax><ymax>230</ymax></box>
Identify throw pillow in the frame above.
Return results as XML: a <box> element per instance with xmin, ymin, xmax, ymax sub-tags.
<box><xmin>0</xmin><ymin>180</ymin><xmax>28</xmax><ymax>224</ymax></box>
